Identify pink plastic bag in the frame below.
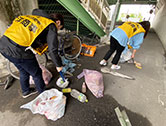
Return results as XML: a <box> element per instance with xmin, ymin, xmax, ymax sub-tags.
<box><xmin>77</xmin><ymin>69</ymin><xmax>104</xmax><ymax>98</ymax></box>
<box><xmin>30</xmin><ymin>64</ymin><xmax>52</xmax><ymax>85</ymax></box>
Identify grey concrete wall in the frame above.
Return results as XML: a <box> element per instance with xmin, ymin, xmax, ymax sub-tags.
<box><xmin>0</xmin><ymin>0</ymin><xmax>38</xmax><ymax>36</ymax></box>
<box><xmin>0</xmin><ymin>1</ymin><xmax>11</xmax><ymax>36</ymax></box>
<box><xmin>18</xmin><ymin>0</ymin><xmax>38</xmax><ymax>15</ymax></box>
<box><xmin>152</xmin><ymin>0</ymin><xmax>166</xmax><ymax>51</ymax></box>
<box><xmin>0</xmin><ymin>0</ymin><xmax>38</xmax><ymax>78</ymax></box>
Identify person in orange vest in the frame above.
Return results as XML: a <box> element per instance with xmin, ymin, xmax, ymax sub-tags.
<box><xmin>0</xmin><ymin>9</ymin><xmax>64</xmax><ymax>98</ymax></box>
<box><xmin>100</xmin><ymin>21</ymin><xmax>150</xmax><ymax>70</ymax></box>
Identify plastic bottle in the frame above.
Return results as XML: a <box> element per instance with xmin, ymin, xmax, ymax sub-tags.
<box><xmin>82</xmin><ymin>82</ymin><xmax>86</xmax><ymax>93</ymax></box>
<box><xmin>70</xmin><ymin>89</ymin><xmax>88</xmax><ymax>103</ymax></box>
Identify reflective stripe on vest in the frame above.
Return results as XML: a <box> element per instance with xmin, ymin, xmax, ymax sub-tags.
<box><xmin>118</xmin><ymin>22</ymin><xmax>145</xmax><ymax>38</ymax></box>
<box><xmin>4</xmin><ymin>15</ymin><xmax>57</xmax><ymax>47</ymax></box>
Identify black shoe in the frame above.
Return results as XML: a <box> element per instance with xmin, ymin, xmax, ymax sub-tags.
<box><xmin>22</xmin><ymin>88</ymin><xmax>38</xmax><ymax>98</ymax></box>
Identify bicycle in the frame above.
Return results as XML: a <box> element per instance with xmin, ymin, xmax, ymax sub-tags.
<box><xmin>7</xmin><ymin>31</ymin><xmax>82</xmax><ymax>80</ymax></box>
<box><xmin>58</xmin><ymin>31</ymin><xmax>82</xmax><ymax>60</ymax></box>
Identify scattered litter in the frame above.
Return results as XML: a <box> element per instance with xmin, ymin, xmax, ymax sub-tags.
<box><xmin>77</xmin><ymin>69</ymin><xmax>104</xmax><ymax>98</ymax></box>
<box><xmin>30</xmin><ymin>64</ymin><xmax>52</xmax><ymax>85</ymax></box>
<box><xmin>62</xmin><ymin>88</ymin><xmax>71</xmax><ymax>93</ymax></box>
<box><xmin>61</xmin><ymin>56</ymin><xmax>76</xmax><ymax>74</ymax></box>
<box><xmin>82</xmin><ymin>82</ymin><xmax>86</xmax><ymax>93</ymax></box>
<box><xmin>81</xmin><ymin>43</ymin><xmax>96</xmax><ymax>57</ymax></box>
<box><xmin>0</xmin><ymin>79</ymin><xmax>6</xmax><ymax>86</ymax></box>
<box><xmin>119</xmin><ymin>49</ymin><xmax>132</xmax><ymax>63</ymax></box>
<box><xmin>4</xmin><ymin>75</ymin><xmax>15</xmax><ymax>90</ymax></box>
<box><xmin>134</xmin><ymin>61</ymin><xmax>142</xmax><ymax>69</ymax></box>
<box><xmin>70</xmin><ymin>89</ymin><xmax>88</xmax><ymax>103</ymax></box>
<box><xmin>119</xmin><ymin>49</ymin><xmax>142</xmax><ymax>69</ymax></box>
<box><xmin>101</xmin><ymin>67</ymin><xmax>135</xmax><ymax>80</ymax></box>
<box><xmin>20</xmin><ymin>89</ymin><xmax>66</xmax><ymax>121</ymax></box>
<box><xmin>0</xmin><ymin>75</ymin><xmax>15</xmax><ymax>90</ymax></box>
<box><xmin>56</xmin><ymin>77</ymin><xmax>69</xmax><ymax>88</ymax></box>
<box><xmin>127</xmin><ymin>58</ymin><xmax>142</xmax><ymax>69</ymax></box>
<box><xmin>56</xmin><ymin>71</ymin><xmax>69</xmax><ymax>88</ymax></box>
<box><xmin>115</xmin><ymin>107</ymin><xmax>132</xmax><ymax>126</ymax></box>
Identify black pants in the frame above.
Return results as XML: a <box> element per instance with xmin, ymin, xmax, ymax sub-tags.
<box><xmin>103</xmin><ymin>36</ymin><xmax>125</xmax><ymax>65</ymax></box>
<box><xmin>2</xmin><ymin>53</ymin><xmax>45</xmax><ymax>94</ymax></box>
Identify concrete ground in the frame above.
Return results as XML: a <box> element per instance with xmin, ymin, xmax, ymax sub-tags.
<box><xmin>0</xmin><ymin>32</ymin><xmax>165</xmax><ymax>126</ymax></box>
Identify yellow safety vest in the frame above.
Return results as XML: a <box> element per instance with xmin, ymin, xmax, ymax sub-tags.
<box><xmin>118</xmin><ymin>22</ymin><xmax>145</xmax><ymax>38</ymax></box>
<box><xmin>4</xmin><ymin>15</ymin><xmax>57</xmax><ymax>55</ymax></box>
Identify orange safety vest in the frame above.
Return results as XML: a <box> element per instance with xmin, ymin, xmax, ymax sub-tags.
<box><xmin>4</xmin><ymin>15</ymin><xmax>57</xmax><ymax>55</ymax></box>
<box><xmin>118</xmin><ymin>22</ymin><xmax>145</xmax><ymax>38</ymax></box>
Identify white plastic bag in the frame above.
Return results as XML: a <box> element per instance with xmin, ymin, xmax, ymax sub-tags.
<box><xmin>20</xmin><ymin>89</ymin><xmax>66</xmax><ymax>121</ymax></box>
<box><xmin>56</xmin><ymin>77</ymin><xmax>69</xmax><ymax>88</ymax></box>
<box><xmin>30</xmin><ymin>64</ymin><xmax>52</xmax><ymax>85</ymax></box>
<box><xmin>77</xmin><ymin>69</ymin><xmax>104</xmax><ymax>98</ymax></box>
<box><xmin>119</xmin><ymin>49</ymin><xmax>132</xmax><ymax>63</ymax></box>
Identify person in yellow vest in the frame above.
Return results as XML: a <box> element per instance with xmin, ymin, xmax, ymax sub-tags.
<box><xmin>0</xmin><ymin>9</ymin><xmax>64</xmax><ymax>98</ymax></box>
<box><xmin>100</xmin><ymin>21</ymin><xmax>150</xmax><ymax>70</ymax></box>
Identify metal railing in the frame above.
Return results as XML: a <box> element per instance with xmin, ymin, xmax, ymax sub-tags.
<box><xmin>79</xmin><ymin>0</ymin><xmax>110</xmax><ymax>32</ymax></box>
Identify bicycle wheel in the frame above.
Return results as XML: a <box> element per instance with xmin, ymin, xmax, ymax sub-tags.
<box><xmin>7</xmin><ymin>53</ymin><xmax>48</xmax><ymax>80</ymax></box>
<box><xmin>63</xmin><ymin>35</ymin><xmax>82</xmax><ymax>60</ymax></box>
<box><xmin>7</xmin><ymin>60</ymin><xmax>20</xmax><ymax>80</ymax></box>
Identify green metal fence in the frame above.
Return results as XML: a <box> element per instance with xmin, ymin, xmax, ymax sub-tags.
<box><xmin>38</xmin><ymin>0</ymin><xmax>95</xmax><ymax>36</ymax></box>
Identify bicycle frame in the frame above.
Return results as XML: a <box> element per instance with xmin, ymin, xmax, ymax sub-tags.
<box><xmin>7</xmin><ymin>31</ymin><xmax>82</xmax><ymax>79</ymax></box>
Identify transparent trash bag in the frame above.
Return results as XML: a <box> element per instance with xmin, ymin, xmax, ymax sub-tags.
<box><xmin>119</xmin><ymin>49</ymin><xmax>132</xmax><ymax>63</ymax></box>
<box><xmin>20</xmin><ymin>89</ymin><xmax>66</xmax><ymax>121</ymax></box>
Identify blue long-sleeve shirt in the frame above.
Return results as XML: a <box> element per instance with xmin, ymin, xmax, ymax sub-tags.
<box><xmin>110</xmin><ymin>28</ymin><xmax>144</xmax><ymax>50</ymax></box>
